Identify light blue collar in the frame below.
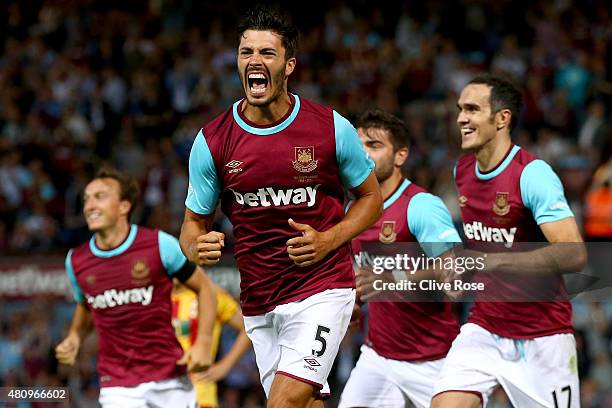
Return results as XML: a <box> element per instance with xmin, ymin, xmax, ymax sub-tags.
<box><xmin>89</xmin><ymin>224</ymin><xmax>138</xmax><ymax>258</ymax></box>
<box><xmin>475</xmin><ymin>145</ymin><xmax>521</xmax><ymax>180</ymax></box>
<box><xmin>384</xmin><ymin>179</ymin><xmax>411</xmax><ymax>209</ymax></box>
<box><xmin>232</xmin><ymin>94</ymin><xmax>301</xmax><ymax>135</ymax></box>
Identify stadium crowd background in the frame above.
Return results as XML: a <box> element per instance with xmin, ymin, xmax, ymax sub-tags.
<box><xmin>0</xmin><ymin>0</ymin><xmax>611</xmax><ymax>406</ymax></box>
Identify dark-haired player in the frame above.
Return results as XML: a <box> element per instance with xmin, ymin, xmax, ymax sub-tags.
<box><xmin>56</xmin><ymin>167</ymin><xmax>217</xmax><ymax>408</ymax></box>
<box><xmin>431</xmin><ymin>76</ymin><xmax>586</xmax><ymax>408</ymax></box>
<box><xmin>338</xmin><ymin>110</ymin><xmax>461</xmax><ymax>408</ymax></box>
<box><xmin>179</xmin><ymin>6</ymin><xmax>383</xmax><ymax>408</ymax></box>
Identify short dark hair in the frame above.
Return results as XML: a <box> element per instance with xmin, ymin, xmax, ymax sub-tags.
<box><xmin>355</xmin><ymin>109</ymin><xmax>410</xmax><ymax>151</ymax></box>
<box><xmin>94</xmin><ymin>167</ymin><xmax>140</xmax><ymax>219</ymax></box>
<box><xmin>237</xmin><ymin>5</ymin><xmax>298</xmax><ymax>59</ymax></box>
<box><xmin>468</xmin><ymin>75</ymin><xmax>523</xmax><ymax>132</ymax></box>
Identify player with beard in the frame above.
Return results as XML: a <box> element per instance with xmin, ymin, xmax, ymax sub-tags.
<box><xmin>56</xmin><ymin>167</ymin><xmax>217</xmax><ymax>408</ymax></box>
<box><xmin>338</xmin><ymin>110</ymin><xmax>461</xmax><ymax>408</ymax></box>
<box><xmin>431</xmin><ymin>75</ymin><xmax>586</xmax><ymax>407</ymax></box>
<box><xmin>179</xmin><ymin>6</ymin><xmax>382</xmax><ymax>408</ymax></box>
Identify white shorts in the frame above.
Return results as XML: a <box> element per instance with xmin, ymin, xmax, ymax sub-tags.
<box><xmin>433</xmin><ymin>323</ymin><xmax>580</xmax><ymax>408</ymax></box>
<box><xmin>339</xmin><ymin>345</ymin><xmax>444</xmax><ymax>408</ymax></box>
<box><xmin>98</xmin><ymin>376</ymin><xmax>196</xmax><ymax>408</ymax></box>
<box><xmin>243</xmin><ymin>288</ymin><xmax>355</xmax><ymax>398</ymax></box>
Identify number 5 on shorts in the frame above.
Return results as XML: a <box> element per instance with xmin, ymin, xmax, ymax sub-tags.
<box><xmin>312</xmin><ymin>325</ymin><xmax>331</xmax><ymax>357</ymax></box>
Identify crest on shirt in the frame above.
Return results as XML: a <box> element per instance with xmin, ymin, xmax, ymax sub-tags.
<box><xmin>131</xmin><ymin>260</ymin><xmax>150</xmax><ymax>281</ymax></box>
<box><xmin>493</xmin><ymin>192</ymin><xmax>510</xmax><ymax>216</ymax></box>
<box><xmin>458</xmin><ymin>195</ymin><xmax>468</xmax><ymax>207</ymax></box>
<box><xmin>379</xmin><ymin>221</ymin><xmax>397</xmax><ymax>243</ymax></box>
<box><xmin>85</xmin><ymin>275</ymin><xmax>96</xmax><ymax>286</ymax></box>
<box><xmin>292</xmin><ymin>146</ymin><xmax>318</xmax><ymax>173</ymax></box>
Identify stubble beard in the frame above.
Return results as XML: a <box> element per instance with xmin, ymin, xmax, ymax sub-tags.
<box><xmin>246</xmin><ymin>70</ymin><xmax>287</xmax><ymax>107</ymax></box>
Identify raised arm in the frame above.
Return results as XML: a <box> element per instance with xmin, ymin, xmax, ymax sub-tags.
<box><xmin>180</xmin><ymin>209</ymin><xmax>224</xmax><ymax>266</ymax></box>
<box><xmin>181</xmin><ymin>128</ymin><xmax>224</xmax><ymax>265</ymax></box>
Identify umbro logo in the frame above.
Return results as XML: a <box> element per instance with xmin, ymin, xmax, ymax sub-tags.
<box><xmin>303</xmin><ymin>358</ymin><xmax>321</xmax><ymax>367</ymax></box>
<box><xmin>225</xmin><ymin>160</ymin><xmax>244</xmax><ymax>173</ymax></box>
<box><xmin>226</xmin><ymin>160</ymin><xmax>243</xmax><ymax>168</ymax></box>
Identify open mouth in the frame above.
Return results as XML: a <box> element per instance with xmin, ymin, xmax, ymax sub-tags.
<box><xmin>461</xmin><ymin>127</ymin><xmax>476</xmax><ymax>137</ymax></box>
<box><xmin>247</xmin><ymin>72</ymin><xmax>269</xmax><ymax>96</ymax></box>
<box><xmin>86</xmin><ymin>212</ymin><xmax>102</xmax><ymax>223</ymax></box>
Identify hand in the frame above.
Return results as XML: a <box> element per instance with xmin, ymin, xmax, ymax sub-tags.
<box><xmin>434</xmin><ymin>248</ymin><xmax>480</xmax><ymax>300</ymax></box>
<box><xmin>55</xmin><ymin>332</ymin><xmax>80</xmax><ymax>366</ymax></box>
<box><xmin>436</xmin><ymin>266</ymin><xmax>464</xmax><ymax>301</ymax></box>
<box><xmin>355</xmin><ymin>266</ymin><xmax>392</xmax><ymax>302</ymax></box>
<box><xmin>190</xmin><ymin>361</ymin><xmax>232</xmax><ymax>383</ymax></box>
<box><xmin>286</xmin><ymin>219</ymin><xmax>334</xmax><ymax>267</ymax></box>
<box><xmin>194</xmin><ymin>231</ymin><xmax>225</xmax><ymax>266</ymax></box>
<box><xmin>177</xmin><ymin>343</ymin><xmax>212</xmax><ymax>373</ymax></box>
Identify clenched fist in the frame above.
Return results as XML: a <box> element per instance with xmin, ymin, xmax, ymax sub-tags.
<box><xmin>55</xmin><ymin>332</ymin><xmax>80</xmax><ymax>366</ymax></box>
<box><xmin>194</xmin><ymin>231</ymin><xmax>225</xmax><ymax>266</ymax></box>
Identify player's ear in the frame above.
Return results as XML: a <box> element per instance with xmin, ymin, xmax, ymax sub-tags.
<box><xmin>119</xmin><ymin>200</ymin><xmax>131</xmax><ymax>217</ymax></box>
<box><xmin>496</xmin><ymin>108</ymin><xmax>512</xmax><ymax>131</ymax></box>
<box><xmin>394</xmin><ymin>147</ymin><xmax>409</xmax><ymax>167</ymax></box>
<box><xmin>285</xmin><ymin>57</ymin><xmax>296</xmax><ymax>77</ymax></box>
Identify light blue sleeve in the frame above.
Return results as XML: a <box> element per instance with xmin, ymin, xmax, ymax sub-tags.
<box><xmin>185</xmin><ymin>129</ymin><xmax>221</xmax><ymax>214</ymax></box>
<box><xmin>520</xmin><ymin>160</ymin><xmax>574</xmax><ymax>225</ymax></box>
<box><xmin>408</xmin><ymin>193</ymin><xmax>462</xmax><ymax>257</ymax></box>
<box><xmin>65</xmin><ymin>250</ymin><xmax>84</xmax><ymax>303</ymax></box>
<box><xmin>158</xmin><ymin>230</ymin><xmax>188</xmax><ymax>276</ymax></box>
<box><xmin>334</xmin><ymin>111</ymin><xmax>375</xmax><ymax>189</ymax></box>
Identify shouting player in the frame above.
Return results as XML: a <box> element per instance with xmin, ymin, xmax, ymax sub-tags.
<box><xmin>431</xmin><ymin>75</ymin><xmax>587</xmax><ymax>408</ymax></box>
<box><xmin>56</xmin><ymin>167</ymin><xmax>217</xmax><ymax>407</ymax></box>
<box><xmin>172</xmin><ymin>279</ymin><xmax>252</xmax><ymax>408</ymax></box>
<box><xmin>179</xmin><ymin>6</ymin><xmax>382</xmax><ymax>408</ymax></box>
<box><xmin>338</xmin><ymin>110</ymin><xmax>461</xmax><ymax>408</ymax></box>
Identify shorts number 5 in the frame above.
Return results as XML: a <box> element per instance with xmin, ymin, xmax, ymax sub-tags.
<box><xmin>312</xmin><ymin>325</ymin><xmax>331</xmax><ymax>357</ymax></box>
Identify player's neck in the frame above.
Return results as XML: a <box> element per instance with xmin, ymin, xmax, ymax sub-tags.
<box><xmin>94</xmin><ymin>220</ymin><xmax>131</xmax><ymax>250</ymax></box>
<box><xmin>475</xmin><ymin>136</ymin><xmax>512</xmax><ymax>173</ymax></box>
<box><xmin>380</xmin><ymin>172</ymin><xmax>404</xmax><ymax>201</ymax></box>
<box><xmin>242</xmin><ymin>92</ymin><xmax>292</xmax><ymax>125</ymax></box>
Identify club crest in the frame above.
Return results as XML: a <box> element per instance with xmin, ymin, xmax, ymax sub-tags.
<box><xmin>131</xmin><ymin>260</ymin><xmax>150</xmax><ymax>280</ymax></box>
<box><xmin>292</xmin><ymin>146</ymin><xmax>318</xmax><ymax>173</ymax></box>
<box><xmin>493</xmin><ymin>192</ymin><xmax>510</xmax><ymax>216</ymax></box>
<box><xmin>379</xmin><ymin>221</ymin><xmax>397</xmax><ymax>243</ymax></box>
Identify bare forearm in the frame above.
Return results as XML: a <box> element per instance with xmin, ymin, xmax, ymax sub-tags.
<box><xmin>194</xmin><ymin>273</ymin><xmax>216</xmax><ymax>349</ymax></box>
<box><xmin>219</xmin><ymin>332</ymin><xmax>251</xmax><ymax>369</ymax></box>
<box><xmin>327</xmin><ymin>193</ymin><xmax>382</xmax><ymax>250</ymax></box>
<box><xmin>485</xmin><ymin>243</ymin><xmax>587</xmax><ymax>275</ymax></box>
<box><xmin>68</xmin><ymin>303</ymin><xmax>93</xmax><ymax>339</ymax></box>
<box><xmin>180</xmin><ymin>215</ymin><xmax>207</xmax><ymax>263</ymax></box>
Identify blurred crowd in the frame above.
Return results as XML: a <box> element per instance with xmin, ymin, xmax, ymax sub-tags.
<box><xmin>1</xmin><ymin>0</ymin><xmax>611</xmax><ymax>407</ymax></box>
